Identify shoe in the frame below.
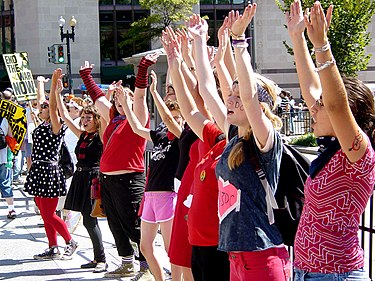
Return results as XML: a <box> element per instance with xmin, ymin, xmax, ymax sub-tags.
<box><xmin>7</xmin><ymin>210</ymin><xmax>16</xmax><ymax>219</ymax></box>
<box><xmin>131</xmin><ymin>268</ymin><xmax>155</xmax><ymax>281</ymax></box>
<box><xmin>33</xmin><ymin>247</ymin><xmax>61</xmax><ymax>260</ymax></box>
<box><xmin>81</xmin><ymin>261</ymin><xmax>97</xmax><ymax>269</ymax></box>
<box><xmin>93</xmin><ymin>262</ymin><xmax>108</xmax><ymax>273</ymax></box>
<box><xmin>104</xmin><ymin>263</ymin><xmax>135</xmax><ymax>278</ymax></box>
<box><xmin>61</xmin><ymin>239</ymin><xmax>78</xmax><ymax>260</ymax></box>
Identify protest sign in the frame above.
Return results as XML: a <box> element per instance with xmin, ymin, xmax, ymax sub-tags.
<box><xmin>3</xmin><ymin>52</ymin><xmax>37</xmax><ymax>102</ymax></box>
<box><xmin>0</xmin><ymin>99</ymin><xmax>26</xmax><ymax>154</ymax></box>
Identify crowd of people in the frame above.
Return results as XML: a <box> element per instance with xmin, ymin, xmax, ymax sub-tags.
<box><xmin>1</xmin><ymin>1</ymin><xmax>375</xmax><ymax>280</ymax></box>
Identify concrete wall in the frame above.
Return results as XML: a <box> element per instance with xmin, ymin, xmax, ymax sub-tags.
<box><xmin>13</xmin><ymin>0</ymin><xmax>101</xmax><ymax>92</ymax></box>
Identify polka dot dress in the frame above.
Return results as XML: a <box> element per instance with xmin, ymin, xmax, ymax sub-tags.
<box><xmin>24</xmin><ymin>122</ymin><xmax>67</xmax><ymax>198</ymax></box>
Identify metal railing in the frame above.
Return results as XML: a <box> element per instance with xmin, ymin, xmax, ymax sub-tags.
<box><xmin>278</xmin><ymin>110</ymin><xmax>312</xmax><ymax>136</ymax></box>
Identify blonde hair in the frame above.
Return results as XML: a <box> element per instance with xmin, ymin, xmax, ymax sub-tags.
<box><xmin>227</xmin><ymin>79</ymin><xmax>283</xmax><ymax>170</ymax></box>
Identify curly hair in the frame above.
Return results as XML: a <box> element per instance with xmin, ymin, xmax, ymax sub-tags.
<box><xmin>80</xmin><ymin>104</ymin><xmax>101</xmax><ymax>131</ymax></box>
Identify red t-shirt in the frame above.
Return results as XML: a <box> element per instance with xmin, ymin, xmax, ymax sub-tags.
<box><xmin>100</xmin><ymin>117</ymin><xmax>149</xmax><ymax>173</ymax></box>
<box><xmin>294</xmin><ymin>144</ymin><xmax>375</xmax><ymax>273</ymax></box>
<box><xmin>188</xmin><ymin>122</ymin><xmax>225</xmax><ymax>246</ymax></box>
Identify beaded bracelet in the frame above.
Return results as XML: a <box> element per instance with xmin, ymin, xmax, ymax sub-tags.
<box><xmin>312</xmin><ymin>42</ymin><xmax>330</xmax><ymax>54</ymax></box>
<box><xmin>314</xmin><ymin>58</ymin><xmax>336</xmax><ymax>72</ymax></box>
<box><xmin>230</xmin><ymin>31</ymin><xmax>245</xmax><ymax>40</ymax></box>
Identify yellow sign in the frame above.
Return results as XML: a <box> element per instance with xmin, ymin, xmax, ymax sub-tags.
<box><xmin>2</xmin><ymin>52</ymin><xmax>37</xmax><ymax>102</ymax></box>
<box><xmin>0</xmin><ymin>100</ymin><xmax>26</xmax><ymax>154</ymax></box>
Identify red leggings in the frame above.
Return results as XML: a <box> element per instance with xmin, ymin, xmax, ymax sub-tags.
<box><xmin>35</xmin><ymin>196</ymin><xmax>72</xmax><ymax>247</ymax></box>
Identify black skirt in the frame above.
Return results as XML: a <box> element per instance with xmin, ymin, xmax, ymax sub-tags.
<box><xmin>64</xmin><ymin>167</ymin><xmax>99</xmax><ymax>214</ymax></box>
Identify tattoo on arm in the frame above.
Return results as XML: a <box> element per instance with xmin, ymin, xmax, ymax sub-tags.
<box><xmin>349</xmin><ymin>131</ymin><xmax>363</xmax><ymax>152</ymax></box>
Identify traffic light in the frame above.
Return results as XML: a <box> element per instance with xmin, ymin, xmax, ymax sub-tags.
<box><xmin>57</xmin><ymin>45</ymin><xmax>65</xmax><ymax>64</ymax></box>
<box><xmin>62</xmin><ymin>76</ymin><xmax>69</xmax><ymax>88</ymax></box>
<box><xmin>47</xmin><ymin>45</ymin><xmax>56</xmax><ymax>63</ymax></box>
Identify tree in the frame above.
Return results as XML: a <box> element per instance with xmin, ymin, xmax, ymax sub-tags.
<box><xmin>276</xmin><ymin>0</ymin><xmax>375</xmax><ymax>76</ymax></box>
<box><xmin>119</xmin><ymin>0</ymin><xmax>198</xmax><ymax>51</ymax></box>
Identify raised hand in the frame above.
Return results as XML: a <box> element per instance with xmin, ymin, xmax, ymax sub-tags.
<box><xmin>187</xmin><ymin>14</ymin><xmax>208</xmax><ymax>40</ymax></box>
<box><xmin>231</xmin><ymin>4</ymin><xmax>257</xmax><ymax>37</ymax></box>
<box><xmin>150</xmin><ymin>70</ymin><xmax>158</xmax><ymax>94</ymax></box>
<box><xmin>176</xmin><ymin>28</ymin><xmax>192</xmax><ymax>61</ymax></box>
<box><xmin>286</xmin><ymin>0</ymin><xmax>305</xmax><ymax>37</ymax></box>
<box><xmin>56</xmin><ymin>78</ymin><xmax>64</xmax><ymax>94</ymax></box>
<box><xmin>304</xmin><ymin>2</ymin><xmax>333</xmax><ymax>48</ymax></box>
<box><xmin>162</xmin><ymin>27</ymin><xmax>183</xmax><ymax>70</ymax></box>
<box><xmin>80</xmin><ymin>61</ymin><xmax>94</xmax><ymax>72</ymax></box>
<box><xmin>37</xmin><ymin>76</ymin><xmax>50</xmax><ymax>83</ymax></box>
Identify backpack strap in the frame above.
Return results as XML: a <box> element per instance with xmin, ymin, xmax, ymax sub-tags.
<box><xmin>246</xmin><ymin>138</ymin><xmax>279</xmax><ymax>224</ymax></box>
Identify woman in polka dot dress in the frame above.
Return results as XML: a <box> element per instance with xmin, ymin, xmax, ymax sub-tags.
<box><xmin>24</xmin><ymin>68</ymin><xmax>78</xmax><ymax>260</ymax></box>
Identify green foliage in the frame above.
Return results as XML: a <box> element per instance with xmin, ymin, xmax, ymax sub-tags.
<box><xmin>289</xmin><ymin>133</ymin><xmax>318</xmax><ymax>147</ymax></box>
<box><xmin>119</xmin><ymin>0</ymin><xmax>198</xmax><ymax>50</ymax></box>
<box><xmin>276</xmin><ymin>0</ymin><xmax>375</xmax><ymax>76</ymax></box>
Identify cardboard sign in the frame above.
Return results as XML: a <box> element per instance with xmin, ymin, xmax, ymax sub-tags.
<box><xmin>3</xmin><ymin>52</ymin><xmax>37</xmax><ymax>102</ymax></box>
<box><xmin>0</xmin><ymin>100</ymin><xmax>26</xmax><ymax>154</ymax></box>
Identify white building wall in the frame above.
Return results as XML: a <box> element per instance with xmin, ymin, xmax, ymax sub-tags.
<box><xmin>13</xmin><ymin>0</ymin><xmax>101</xmax><ymax>92</ymax></box>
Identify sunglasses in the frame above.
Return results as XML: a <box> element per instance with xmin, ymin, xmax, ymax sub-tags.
<box><xmin>40</xmin><ymin>103</ymin><xmax>49</xmax><ymax>109</ymax></box>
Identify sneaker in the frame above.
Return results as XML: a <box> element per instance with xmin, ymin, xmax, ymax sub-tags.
<box><xmin>61</xmin><ymin>239</ymin><xmax>78</xmax><ymax>260</ymax></box>
<box><xmin>7</xmin><ymin>210</ymin><xmax>16</xmax><ymax>219</ymax></box>
<box><xmin>93</xmin><ymin>262</ymin><xmax>108</xmax><ymax>273</ymax></box>
<box><xmin>33</xmin><ymin>247</ymin><xmax>61</xmax><ymax>260</ymax></box>
<box><xmin>81</xmin><ymin>261</ymin><xmax>97</xmax><ymax>269</ymax></box>
<box><xmin>104</xmin><ymin>263</ymin><xmax>135</xmax><ymax>278</ymax></box>
<box><xmin>131</xmin><ymin>268</ymin><xmax>155</xmax><ymax>281</ymax></box>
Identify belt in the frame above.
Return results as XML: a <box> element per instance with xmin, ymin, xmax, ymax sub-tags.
<box><xmin>76</xmin><ymin>166</ymin><xmax>99</xmax><ymax>172</ymax></box>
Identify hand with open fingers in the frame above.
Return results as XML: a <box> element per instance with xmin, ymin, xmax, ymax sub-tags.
<box><xmin>176</xmin><ymin>28</ymin><xmax>191</xmax><ymax>61</ymax></box>
<box><xmin>215</xmin><ymin>27</ymin><xmax>229</xmax><ymax>64</ymax></box>
<box><xmin>52</xmin><ymin>68</ymin><xmax>63</xmax><ymax>83</ymax></box>
<box><xmin>107</xmin><ymin>81</ymin><xmax>116</xmax><ymax>96</ymax></box>
<box><xmin>227</xmin><ymin>10</ymin><xmax>239</xmax><ymax>31</ymax></box>
<box><xmin>143</xmin><ymin>52</ymin><xmax>159</xmax><ymax>65</ymax></box>
<box><xmin>162</xmin><ymin>27</ymin><xmax>183</xmax><ymax>69</ymax></box>
<box><xmin>304</xmin><ymin>2</ymin><xmax>333</xmax><ymax>48</ymax></box>
<box><xmin>56</xmin><ymin>78</ymin><xmax>64</xmax><ymax>94</ymax></box>
<box><xmin>150</xmin><ymin>70</ymin><xmax>158</xmax><ymax>93</ymax></box>
<box><xmin>80</xmin><ymin>61</ymin><xmax>95</xmax><ymax>71</ymax></box>
<box><xmin>231</xmin><ymin>4</ymin><xmax>257</xmax><ymax>38</ymax></box>
<box><xmin>37</xmin><ymin>76</ymin><xmax>50</xmax><ymax>83</ymax></box>
<box><xmin>286</xmin><ymin>0</ymin><xmax>306</xmax><ymax>37</ymax></box>
<box><xmin>187</xmin><ymin>14</ymin><xmax>208</xmax><ymax>40</ymax></box>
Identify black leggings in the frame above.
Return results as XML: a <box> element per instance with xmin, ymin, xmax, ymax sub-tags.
<box><xmin>100</xmin><ymin>172</ymin><xmax>145</xmax><ymax>261</ymax></box>
<box><xmin>82</xmin><ymin>212</ymin><xmax>105</xmax><ymax>262</ymax></box>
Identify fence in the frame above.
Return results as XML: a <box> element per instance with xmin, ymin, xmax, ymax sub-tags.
<box><xmin>278</xmin><ymin>110</ymin><xmax>312</xmax><ymax>136</ymax></box>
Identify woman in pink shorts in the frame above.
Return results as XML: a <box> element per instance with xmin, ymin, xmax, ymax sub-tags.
<box><xmin>117</xmin><ymin>79</ymin><xmax>184</xmax><ymax>281</ymax></box>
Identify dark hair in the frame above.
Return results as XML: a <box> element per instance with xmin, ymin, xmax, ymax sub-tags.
<box><xmin>343</xmin><ymin>76</ymin><xmax>375</xmax><ymax>148</ymax></box>
<box><xmin>165</xmin><ymin>99</ymin><xmax>180</xmax><ymax>112</ymax></box>
<box><xmin>80</xmin><ymin>105</ymin><xmax>101</xmax><ymax>131</ymax></box>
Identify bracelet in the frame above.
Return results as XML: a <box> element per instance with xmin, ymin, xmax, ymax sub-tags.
<box><xmin>231</xmin><ymin>31</ymin><xmax>245</xmax><ymax>40</ymax></box>
<box><xmin>312</xmin><ymin>42</ymin><xmax>330</xmax><ymax>54</ymax></box>
<box><xmin>314</xmin><ymin>58</ymin><xmax>336</xmax><ymax>72</ymax></box>
<box><xmin>232</xmin><ymin>42</ymin><xmax>249</xmax><ymax>48</ymax></box>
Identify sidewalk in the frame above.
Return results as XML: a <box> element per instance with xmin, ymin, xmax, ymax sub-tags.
<box><xmin>0</xmin><ymin>181</ymin><xmax>170</xmax><ymax>281</ymax></box>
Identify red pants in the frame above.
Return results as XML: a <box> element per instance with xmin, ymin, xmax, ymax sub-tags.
<box><xmin>35</xmin><ymin>196</ymin><xmax>71</xmax><ymax>247</ymax></box>
<box><xmin>229</xmin><ymin>247</ymin><xmax>291</xmax><ymax>281</ymax></box>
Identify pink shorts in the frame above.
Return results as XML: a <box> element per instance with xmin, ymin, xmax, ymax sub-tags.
<box><xmin>141</xmin><ymin>191</ymin><xmax>176</xmax><ymax>223</ymax></box>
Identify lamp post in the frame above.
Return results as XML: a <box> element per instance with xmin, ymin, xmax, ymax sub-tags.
<box><xmin>58</xmin><ymin>16</ymin><xmax>77</xmax><ymax>94</ymax></box>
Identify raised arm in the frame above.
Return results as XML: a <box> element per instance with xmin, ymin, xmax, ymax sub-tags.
<box><xmin>55</xmin><ymin>77</ymin><xmax>83</xmax><ymax>138</ymax></box>
<box><xmin>79</xmin><ymin>61</ymin><xmax>112</xmax><ymax>122</ymax></box>
<box><xmin>149</xmin><ymin>70</ymin><xmax>182</xmax><ymax>138</ymax></box>
<box><xmin>116</xmin><ymin>85</ymin><xmax>152</xmax><ymax>141</ymax></box>
<box><xmin>163</xmin><ymin>27</ymin><xmax>211</xmax><ymax>141</ymax></box>
<box><xmin>49</xmin><ymin>69</ymin><xmax>63</xmax><ymax>134</ymax></box>
<box><xmin>232</xmin><ymin>4</ymin><xmax>273</xmax><ymax>147</ymax></box>
<box><xmin>188</xmin><ymin>15</ymin><xmax>227</xmax><ymax>132</ymax></box>
<box><xmin>36</xmin><ymin>76</ymin><xmax>49</xmax><ymax>111</ymax></box>
<box><xmin>305</xmin><ymin>2</ymin><xmax>366</xmax><ymax>162</ymax></box>
<box><xmin>286</xmin><ymin>0</ymin><xmax>326</xmax><ymax>108</ymax></box>
<box><xmin>133</xmin><ymin>54</ymin><xmax>158</xmax><ymax>127</ymax></box>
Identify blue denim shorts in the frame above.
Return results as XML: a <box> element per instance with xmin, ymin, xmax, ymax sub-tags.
<box><xmin>0</xmin><ymin>163</ymin><xmax>13</xmax><ymax>198</ymax></box>
<box><xmin>294</xmin><ymin>267</ymin><xmax>370</xmax><ymax>281</ymax></box>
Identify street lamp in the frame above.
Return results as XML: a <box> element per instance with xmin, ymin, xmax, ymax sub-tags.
<box><xmin>59</xmin><ymin>16</ymin><xmax>77</xmax><ymax>94</ymax></box>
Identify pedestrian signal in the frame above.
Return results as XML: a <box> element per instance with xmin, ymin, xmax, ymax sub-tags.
<box><xmin>47</xmin><ymin>45</ymin><xmax>56</xmax><ymax>63</ymax></box>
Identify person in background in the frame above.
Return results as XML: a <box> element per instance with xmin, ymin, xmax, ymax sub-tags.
<box><xmin>24</xmin><ymin>68</ymin><xmax>78</xmax><ymax>260</ymax></box>
<box><xmin>286</xmin><ymin>1</ymin><xmax>375</xmax><ymax>279</ymax></box>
